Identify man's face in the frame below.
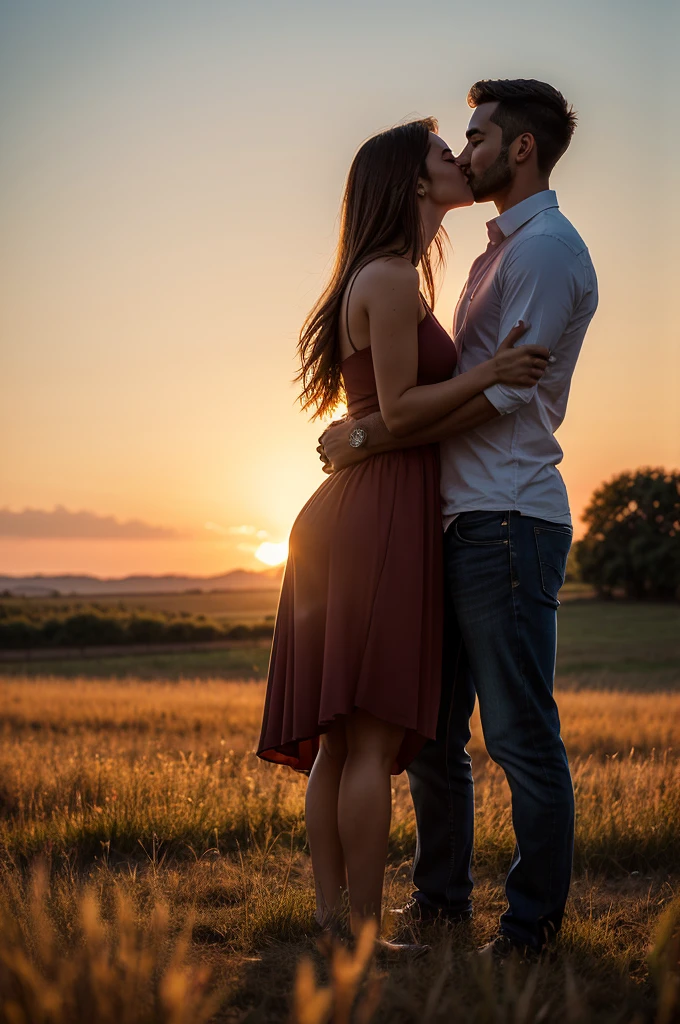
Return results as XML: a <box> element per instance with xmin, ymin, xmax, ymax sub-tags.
<box><xmin>456</xmin><ymin>102</ymin><xmax>512</xmax><ymax>202</ymax></box>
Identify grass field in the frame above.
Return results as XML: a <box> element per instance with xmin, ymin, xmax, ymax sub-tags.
<box><xmin>1</xmin><ymin>599</ymin><xmax>679</xmax><ymax>1022</ymax></box>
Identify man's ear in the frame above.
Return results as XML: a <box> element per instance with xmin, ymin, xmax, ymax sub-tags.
<box><xmin>513</xmin><ymin>132</ymin><xmax>536</xmax><ymax>165</ymax></box>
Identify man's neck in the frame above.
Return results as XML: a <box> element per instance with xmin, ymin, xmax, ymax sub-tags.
<box><xmin>492</xmin><ymin>178</ymin><xmax>551</xmax><ymax>216</ymax></box>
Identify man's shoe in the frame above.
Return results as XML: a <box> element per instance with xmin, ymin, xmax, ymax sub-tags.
<box><xmin>375</xmin><ymin>938</ymin><xmax>431</xmax><ymax>963</ymax></box>
<box><xmin>389</xmin><ymin>897</ymin><xmax>472</xmax><ymax>927</ymax></box>
<box><xmin>477</xmin><ymin>933</ymin><xmax>544</xmax><ymax>966</ymax></box>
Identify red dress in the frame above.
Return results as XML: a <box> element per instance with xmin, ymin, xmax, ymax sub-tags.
<box><xmin>257</xmin><ymin>309</ymin><xmax>457</xmax><ymax>773</ymax></box>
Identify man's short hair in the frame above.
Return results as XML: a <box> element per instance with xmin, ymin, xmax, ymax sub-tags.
<box><xmin>467</xmin><ymin>79</ymin><xmax>577</xmax><ymax>173</ymax></box>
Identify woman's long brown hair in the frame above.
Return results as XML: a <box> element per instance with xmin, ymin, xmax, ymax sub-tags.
<box><xmin>295</xmin><ymin>117</ymin><xmax>447</xmax><ymax>420</ymax></box>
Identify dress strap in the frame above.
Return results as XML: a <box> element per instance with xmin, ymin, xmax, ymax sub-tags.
<box><xmin>343</xmin><ymin>253</ymin><xmax>413</xmax><ymax>353</ymax></box>
<box><xmin>344</xmin><ymin>267</ymin><xmax>363</xmax><ymax>353</ymax></box>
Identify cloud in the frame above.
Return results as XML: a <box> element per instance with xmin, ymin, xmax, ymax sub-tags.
<box><xmin>0</xmin><ymin>506</ymin><xmax>183</xmax><ymax>539</ymax></box>
<box><xmin>204</xmin><ymin>524</ymin><xmax>269</xmax><ymax>540</ymax></box>
<box><xmin>204</xmin><ymin>521</ymin><xmax>230</xmax><ymax>536</ymax></box>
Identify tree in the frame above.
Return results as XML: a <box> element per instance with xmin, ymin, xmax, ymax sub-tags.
<box><xmin>577</xmin><ymin>468</ymin><xmax>680</xmax><ymax>601</ymax></box>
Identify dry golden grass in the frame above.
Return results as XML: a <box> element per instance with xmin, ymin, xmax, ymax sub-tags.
<box><xmin>1</xmin><ymin>680</ymin><xmax>678</xmax><ymax>871</ymax></box>
<box><xmin>0</xmin><ymin>673</ymin><xmax>678</xmax><ymax>1022</ymax></box>
<box><xmin>2</xmin><ymin>676</ymin><xmax>679</xmax><ymax>758</ymax></box>
<box><xmin>0</xmin><ymin>865</ymin><xmax>221</xmax><ymax>1024</ymax></box>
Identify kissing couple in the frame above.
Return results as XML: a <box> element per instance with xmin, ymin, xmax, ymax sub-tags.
<box><xmin>257</xmin><ymin>78</ymin><xmax>598</xmax><ymax>961</ymax></box>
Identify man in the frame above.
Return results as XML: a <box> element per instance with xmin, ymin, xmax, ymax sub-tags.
<box><xmin>319</xmin><ymin>79</ymin><xmax>598</xmax><ymax>959</ymax></box>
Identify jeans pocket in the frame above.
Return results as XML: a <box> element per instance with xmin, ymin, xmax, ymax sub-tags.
<box><xmin>534</xmin><ymin>526</ymin><xmax>572</xmax><ymax>607</ymax></box>
<box><xmin>453</xmin><ymin>512</ymin><xmax>509</xmax><ymax>547</ymax></box>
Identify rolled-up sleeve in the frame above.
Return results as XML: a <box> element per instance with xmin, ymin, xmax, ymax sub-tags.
<box><xmin>483</xmin><ymin>234</ymin><xmax>584</xmax><ymax>416</ymax></box>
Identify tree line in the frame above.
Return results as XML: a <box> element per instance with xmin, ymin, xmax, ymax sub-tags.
<box><xmin>0</xmin><ymin>603</ymin><xmax>274</xmax><ymax>650</ymax></box>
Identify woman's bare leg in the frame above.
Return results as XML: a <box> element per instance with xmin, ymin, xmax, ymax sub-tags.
<box><xmin>305</xmin><ymin>718</ymin><xmax>348</xmax><ymax>926</ymax></box>
<box><xmin>338</xmin><ymin>709</ymin><xmax>405</xmax><ymax>937</ymax></box>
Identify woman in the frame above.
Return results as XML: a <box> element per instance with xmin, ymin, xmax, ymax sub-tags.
<box><xmin>257</xmin><ymin>118</ymin><xmax>548</xmax><ymax>945</ymax></box>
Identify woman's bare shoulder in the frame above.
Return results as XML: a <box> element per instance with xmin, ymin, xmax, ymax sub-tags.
<box><xmin>353</xmin><ymin>257</ymin><xmax>419</xmax><ymax>305</ymax></box>
<box><xmin>358</xmin><ymin>255</ymin><xmax>418</xmax><ymax>285</ymax></box>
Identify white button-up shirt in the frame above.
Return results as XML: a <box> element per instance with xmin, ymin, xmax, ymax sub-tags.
<box><xmin>441</xmin><ymin>190</ymin><xmax>598</xmax><ymax>526</ymax></box>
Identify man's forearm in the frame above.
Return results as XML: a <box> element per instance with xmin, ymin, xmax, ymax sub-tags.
<box><xmin>360</xmin><ymin>394</ymin><xmax>501</xmax><ymax>453</ymax></box>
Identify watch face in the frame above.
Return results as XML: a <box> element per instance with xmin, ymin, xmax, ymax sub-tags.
<box><xmin>348</xmin><ymin>427</ymin><xmax>367</xmax><ymax>449</ymax></box>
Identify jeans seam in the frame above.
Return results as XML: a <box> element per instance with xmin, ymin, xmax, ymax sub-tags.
<box><xmin>444</xmin><ymin>635</ymin><xmax>465</xmax><ymax>904</ymax></box>
<box><xmin>507</xmin><ymin>515</ymin><xmax>558</xmax><ymax>932</ymax></box>
<box><xmin>534</xmin><ymin>527</ymin><xmax>571</xmax><ymax>607</ymax></box>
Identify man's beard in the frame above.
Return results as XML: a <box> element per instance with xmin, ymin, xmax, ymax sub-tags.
<box><xmin>468</xmin><ymin>145</ymin><xmax>512</xmax><ymax>201</ymax></box>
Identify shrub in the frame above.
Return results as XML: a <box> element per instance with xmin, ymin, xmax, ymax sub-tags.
<box><xmin>51</xmin><ymin>613</ymin><xmax>128</xmax><ymax>646</ymax></box>
<box><xmin>0</xmin><ymin>618</ymin><xmax>42</xmax><ymax>649</ymax></box>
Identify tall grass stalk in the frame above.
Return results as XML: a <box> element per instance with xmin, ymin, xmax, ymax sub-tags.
<box><xmin>0</xmin><ymin>865</ymin><xmax>221</xmax><ymax>1024</ymax></box>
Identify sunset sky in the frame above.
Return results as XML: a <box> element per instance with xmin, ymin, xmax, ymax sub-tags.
<box><xmin>2</xmin><ymin>0</ymin><xmax>678</xmax><ymax>577</ymax></box>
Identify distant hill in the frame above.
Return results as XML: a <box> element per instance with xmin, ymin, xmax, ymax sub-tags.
<box><xmin>0</xmin><ymin>567</ymin><xmax>284</xmax><ymax>597</ymax></box>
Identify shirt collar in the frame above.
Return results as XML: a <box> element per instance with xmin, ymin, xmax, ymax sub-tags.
<box><xmin>486</xmin><ymin>189</ymin><xmax>559</xmax><ymax>245</ymax></box>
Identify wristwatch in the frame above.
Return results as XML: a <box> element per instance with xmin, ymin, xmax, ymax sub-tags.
<box><xmin>348</xmin><ymin>426</ymin><xmax>368</xmax><ymax>448</ymax></box>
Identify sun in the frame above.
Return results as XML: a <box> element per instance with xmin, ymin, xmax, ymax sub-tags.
<box><xmin>255</xmin><ymin>541</ymin><xmax>288</xmax><ymax>567</ymax></box>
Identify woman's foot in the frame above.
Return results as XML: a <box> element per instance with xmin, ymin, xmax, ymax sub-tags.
<box><xmin>310</xmin><ymin>908</ymin><xmax>351</xmax><ymax>941</ymax></box>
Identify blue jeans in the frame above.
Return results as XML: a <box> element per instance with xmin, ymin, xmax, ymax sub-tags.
<box><xmin>407</xmin><ymin>510</ymin><xmax>575</xmax><ymax>949</ymax></box>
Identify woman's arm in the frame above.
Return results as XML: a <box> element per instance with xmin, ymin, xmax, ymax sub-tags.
<box><xmin>319</xmin><ymin>394</ymin><xmax>499</xmax><ymax>472</ymax></box>
<box><xmin>366</xmin><ymin>260</ymin><xmax>546</xmax><ymax>438</ymax></box>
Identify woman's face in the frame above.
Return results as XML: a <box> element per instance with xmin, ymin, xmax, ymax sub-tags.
<box><xmin>420</xmin><ymin>132</ymin><xmax>474</xmax><ymax>210</ymax></box>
